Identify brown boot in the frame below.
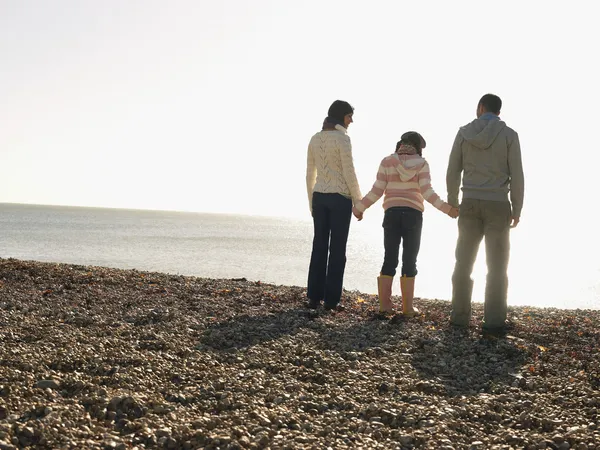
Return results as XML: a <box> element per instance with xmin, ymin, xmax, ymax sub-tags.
<box><xmin>400</xmin><ymin>276</ymin><xmax>420</xmax><ymax>317</ymax></box>
<box><xmin>377</xmin><ymin>275</ymin><xmax>394</xmax><ymax>313</ymax></box>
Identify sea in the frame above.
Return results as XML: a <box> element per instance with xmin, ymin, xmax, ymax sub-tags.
<box><xmin>0</xmin><ymin>203</ymin><xmax>598</xmax><ymax>310</ymax></box>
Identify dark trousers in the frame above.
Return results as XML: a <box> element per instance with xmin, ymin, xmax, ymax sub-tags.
<box><xmin>451</xmin><ymin>198</ymin><xmax>511</xmax><ymax>329</ymax></box>
<box><xmin>307</xmin><ymin>192</ymin><xmax>352</xmax><ymax>307</ymax></box>
<box><xmin>381</xmin><ymin>207</ymin><xmax>423</xmax><ymax>277</ymax></box>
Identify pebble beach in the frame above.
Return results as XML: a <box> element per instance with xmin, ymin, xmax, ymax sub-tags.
<box><xmin>0</xmin><ymin>258</ymin><xmax>599</xmax><ymax>449</ymax></box>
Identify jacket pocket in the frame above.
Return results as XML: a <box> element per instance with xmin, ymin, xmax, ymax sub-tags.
<box><xmin>459</xmin><ymin>199</ymin><xmax>477</xmax><ymax>217</ymax></box>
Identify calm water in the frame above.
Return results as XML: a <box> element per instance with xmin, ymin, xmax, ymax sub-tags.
<box><xmin>0</xmin><ymin>203</ymin><xmax>597</xmax><ymax>310</ymax></box>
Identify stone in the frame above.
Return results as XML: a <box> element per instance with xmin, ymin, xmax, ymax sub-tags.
<box><xmin>34</xmin><ymin>380</ymin><xmax>60</xmax><ymax>390</ymax></box>
<box><xmin>553</xmin><ymin>436</ymin><xmax>566</xmax><ymax>445</ymax></box>
<box><xmin>399</xmin><ymin>435</ymin><xmax>413</xmax><ymax>446</ymax></box>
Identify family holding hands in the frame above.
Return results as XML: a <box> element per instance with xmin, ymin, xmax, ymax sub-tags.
<box><xmin>305</xmin><ymin>94</ymin><xmax>524</xmax><ymax>336</ymax></box>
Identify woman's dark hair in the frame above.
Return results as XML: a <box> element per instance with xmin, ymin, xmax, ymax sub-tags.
<box><xmin>327</xmin><ymin>100</ymin><xmax>354</xmax><ymax>123</ymax></box>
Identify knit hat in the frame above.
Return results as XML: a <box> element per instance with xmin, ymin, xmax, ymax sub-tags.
<box><xmin>327</xmin><ymin>100</ymin><xmax>354</xmax><ymax>123</ymax></box>
<box><xmin>400</xmin><ymin>131</ymin><xmax>426</xmax><ymax>150</ymax></box>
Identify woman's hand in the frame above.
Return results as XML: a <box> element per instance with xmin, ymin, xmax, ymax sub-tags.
<box><xmin>352</xmin><ymin>207</ymin><xmax>363</xmax><ymax>221</ymax></box>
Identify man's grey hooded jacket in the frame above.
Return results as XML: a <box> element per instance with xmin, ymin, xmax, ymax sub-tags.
<box><xmin>446</xmin><ymin>116</ymin><xmax>524</xmax><ymax>217</ymax></box>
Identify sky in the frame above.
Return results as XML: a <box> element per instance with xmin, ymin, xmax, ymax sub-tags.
<box><xmin>1</xmin><ymin>0</ymin><xmax>599</xmax><ymax>227</ymax></box>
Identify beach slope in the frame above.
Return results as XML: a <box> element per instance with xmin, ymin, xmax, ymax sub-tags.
<box><xmin>0</xmin><ymin>258</ymin><xmax>599</xmax><ymax>449</ymax></box>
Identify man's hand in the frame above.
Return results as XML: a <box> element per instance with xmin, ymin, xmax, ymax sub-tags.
<box><xmin>510</xmin><ymin>216</ymin><xmax>520</xmax><ymax>228</ymax></box>
<box><xmin>448</xmin><ymin>207</ymin><xmax>459</xmax><ymax>219</ymax></box>
<box><xmin>352</xmin><ymin>207</ymin><xmax>363</xmax><ymax>221</ymax></box>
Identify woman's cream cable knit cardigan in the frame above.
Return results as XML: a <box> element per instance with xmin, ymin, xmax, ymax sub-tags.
<box><xmin>306</xmin><ymin>124</ymin><xmax>362</xmax><ymax>213</ymax></box>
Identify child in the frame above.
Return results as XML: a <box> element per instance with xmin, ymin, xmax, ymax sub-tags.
<box><xmin>353</xmin><ymin>132</ymin><xmax>458</xmax><ymax>316</ymax></box>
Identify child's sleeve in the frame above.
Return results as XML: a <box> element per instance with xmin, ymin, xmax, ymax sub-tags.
<box><xmin>418</xmin><ymin>161</ymin><xmax>452</xmax><ymax>214</ymax></box>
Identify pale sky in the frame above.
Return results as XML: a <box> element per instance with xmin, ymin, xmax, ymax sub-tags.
<box><xmin>1</xmin><ymin>0</ymin><xmax>598</xmax><ymax>227</ymax></box>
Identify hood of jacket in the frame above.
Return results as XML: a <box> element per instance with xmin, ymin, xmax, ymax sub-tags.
<box><xmin>459</xmin><ymin>117</ymin><xmax>507</xmax><ymax>150</ymax></box>
<box><xmin>392</xmin><ymin>153</ymin><xmax>426</xmax><ymax>182</ymax></box>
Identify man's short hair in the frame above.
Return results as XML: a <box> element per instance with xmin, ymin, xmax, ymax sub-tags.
<box><xmin>478</xmin><ymin>94</ymin><xmax>502</xmax><ymax>114</ymax></box>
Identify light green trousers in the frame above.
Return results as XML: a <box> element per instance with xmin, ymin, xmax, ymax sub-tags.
<box><xmin>451</xmin><ymin>198</ymin><xmax>512</xmax><ymax>329</ymax></box>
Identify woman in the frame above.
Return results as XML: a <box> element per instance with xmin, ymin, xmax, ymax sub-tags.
<box><xmin>306</xmin><ymin>100</ymin><xmax>362</xmax><ymax>311</ymax></box>
<box><xmin>353</xmin><ymin>132</ymin><xmax>458</xmax><ymax>317</ymax></box>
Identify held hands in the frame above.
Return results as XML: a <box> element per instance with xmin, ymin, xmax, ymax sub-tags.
<box><xmin>352</xmin><ymin>206</ymin><xmax>363</xmax><ymax>221</ymax></box>
<box><xmin>448</xmin><ymin>207</ymin><xmax>459</xmax><ymax>219</ymax></box>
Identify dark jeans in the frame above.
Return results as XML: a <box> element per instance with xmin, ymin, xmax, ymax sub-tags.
<box><xmin>451</xmin><ymin>198</ymin><xmax>511</xmax><ymax>329</ymax></box>
<box><xmin>381</xmin><ymin>207</ymin><xmax>423</xmax><ymax>277</ymax></box>
<box><xmin>307</xmin><ymin>192</ymin><xmax>352</xmax><ymax>307</ymax></box>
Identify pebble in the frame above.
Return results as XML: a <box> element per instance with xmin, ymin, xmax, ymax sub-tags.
<box><xmin>554</xmin><ymin>435</ymin><xmax>566</xmax><ymax>445</ymax></box>
<box><xmin>34</xmin><ymin>380</ymin><xmax>60</xmax><ymax>390</ymax></box>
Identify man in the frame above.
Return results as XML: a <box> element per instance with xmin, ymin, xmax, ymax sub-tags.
<box><xmin>446</xmin><ymin>93</ymin><xmax>524</xmax><ymax>336</ymax></box>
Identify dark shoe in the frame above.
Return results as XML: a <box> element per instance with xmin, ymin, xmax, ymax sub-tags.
<box><xmin>448</xmin><ymin>321</ymin><xmax>470</xmax><ymax>336</ymax></box>
<box><xmin>482</xmin><ymin>327</ymin><xmax>507</xmax><ymax>339</ymax></box>
<box><xmin>324</xmin><ymin>303</ymin><xmax>345</xmax><ymax>312</ymax></box>
<box><xmin>307</xmin><ymin>299</ymin><xmax>321</xmax><ymax>310</ymax></box>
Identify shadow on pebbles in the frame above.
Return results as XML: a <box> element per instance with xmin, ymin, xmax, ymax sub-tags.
<box><xmin>0</xmin><ymin>258</ymin><xmax>599</xmax><ymax>449</ymax></box>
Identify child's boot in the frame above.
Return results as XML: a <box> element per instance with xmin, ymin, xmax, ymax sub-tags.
<box><xmin>377</xmin><ymin>275</ymin><xmax>394</xmax><ymax>314</ymax></box>
<box><xmin>400</xmin><ymin>275</ymin><xmax>420</xmax><ymax>317</ymax></box>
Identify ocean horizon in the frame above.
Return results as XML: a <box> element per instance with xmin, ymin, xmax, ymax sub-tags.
<box><xmin>0</xmin><ymin>202</ymin><xmax>597</xmax><ymax>310</ymax></box>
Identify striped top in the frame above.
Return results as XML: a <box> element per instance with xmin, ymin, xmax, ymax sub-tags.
<box><xmin>306</xmin><ymin>124</ymin><xmax>362</xmax><ymax>213</ymax></box>
<box><xmin>355</xmin><ymin>150</ymin><xmax>451</xmax><ymax>214</ymax></box>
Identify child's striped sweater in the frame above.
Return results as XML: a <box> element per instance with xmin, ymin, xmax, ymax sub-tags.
<box><xmin>355</xmin><ymin>149</ymin><xmax>451</xmax><ymax>214</ymax></box>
